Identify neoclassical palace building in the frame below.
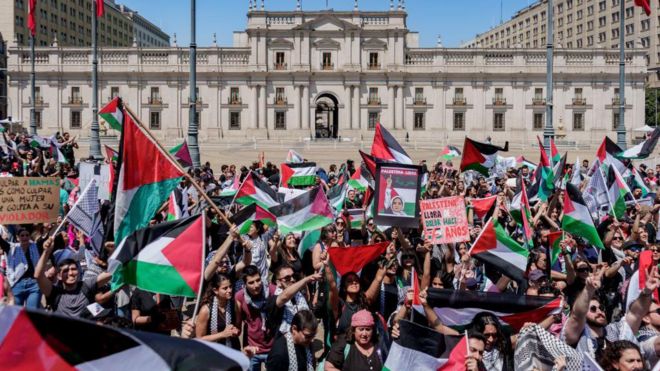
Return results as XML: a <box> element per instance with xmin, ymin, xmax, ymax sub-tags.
<box><xmin>5</xmin><ymin>3</ymin><xmax>648</xmax><ymax>146</ymax></box>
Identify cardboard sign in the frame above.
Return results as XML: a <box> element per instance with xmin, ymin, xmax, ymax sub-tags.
<box><xmin>79</xmin><ymin>162</ymin><xmax>111</xmax><ymax>201</ymax></box>
<box><xmin>420</xmin><ymin>196</ymin><xmax>469</xmax><ymax>244</ymax></box>
<box><xmin>0</xmin><ymin>177</ymin><xmax>60</xmax><ymax>224</ymax></box>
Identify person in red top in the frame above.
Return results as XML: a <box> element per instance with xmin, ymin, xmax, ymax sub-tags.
<box><xmin>235</xmin><ymin>265</ymin><xmax>277</xmax><ymax>371</ymax></box>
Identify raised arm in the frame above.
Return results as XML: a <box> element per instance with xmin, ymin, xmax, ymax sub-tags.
<box><xmin>275</xmin><ymin>272</ymin><xmax>322</xmax><ymax>308</ymax></box>
<box><xmin>420</xmin><ymin>241</ymin><xmax>432</xmax><ymax>291</ymax></box>
<box><xmin>204</xmin><ymin>231</ymin><xmax>236</xmax><ymax>281</ymax></box>
<box><xmin>626</xmin><ymin>265</ymin><xmax>660</xmax><ymax>334</ymax></box>
<box><xmin>365</xmin><ymin>264</ymin><xmax>387</xmax><ymax>306</ymax></box>
<box><xmin>563</xmin><ymin>267</ymin><xmax>603</xmax><ymax>347</ymax></box>
<box><xmin>34</xmin><ymin>237</ymin><xmax>55</xmax><ymax>298</ymax></box>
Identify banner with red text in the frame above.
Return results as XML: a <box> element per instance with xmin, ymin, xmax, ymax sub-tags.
<box><xmin>0</xmin><ymin>177</ymin><xmax>60</xmax><ymax>224</ymax></box>
<box><xmin>420</xmin><ymin>196</ymin><xmax>469</xmax><ymax>244</ymax></box>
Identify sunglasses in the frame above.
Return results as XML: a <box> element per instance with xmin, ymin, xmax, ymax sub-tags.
<box><xmin>576</xmin><ymin>267</ymin><xmax>592</xmax><ymax>273</ymax></box>
<box><xmin>589</xmin><ymin>305</ymin><xmax>605</xmax><ymax>313</ymax></box>
<box><xmin>612</xmin><ymin>236</ymin><xmax>623</xmax><ymax>241</ymax></box>
<box><xmin>302</xmin><ymin>331</ymin><xmax>316</xmax><ymax>340</ymax></box>
<box><xmin>402</xmin><ymin>255</ymin><xmax>415</xmax><ymax>260</ymax></box>
<box><xmin>335</xmin><ymin>221</ymin><xmax>345</xmax><ymax>225</ymax></box>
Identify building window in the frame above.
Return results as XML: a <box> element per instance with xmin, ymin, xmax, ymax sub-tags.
<box><xmin>414</xmin><ymin>88</ymin><xmax>425</xmax><ymax>105</ymax></box>
<box><xmin>229</xmin><ymin>87</ymin><xmax>240</xmax><ymax>104</ymax></box>
<box><xmin>70</xmin><ymin>111</ymin><xmax>82</xmax><ymax>129</ymax></box>
<box><xmin>368</xmin><ymin>88</ymin><xmax>380</xmax><ymax>105</ymax></box>
<box><xmin>70</xmin><ymin>87</ymin><xmax>81</xmax><ymax>104</ymax></box>
<box><xmin>494</xmin><ymin>88</ymin><xmax>505</xmax><ymax>105</ymax></box>
<box><xmin>493</xmin><ymin>112</ymin><xmax>505</xmax><ymax>131</ymax></box>
<box><xmin>414</xmin><ymin>112</ymin><xmax>425</xmax><ymax>130</ymax></box>
<box><xmin>612</xmin><ymin>112</ymin><xmax>620</xmax><ymax>131</ymax></box>
<box><xmin>368</xmin><ymin>112</ymin><xmax>379</xmax><ymax>129</ymax></box>
<box><xmin>533</xmin><ymin>113</ymin><xmax>544</xmax><ymax>131</ymax></box>
<box><xmin>110</xmin><ymin>87</ymin><xmax>119</xmax><ymax>99</ymax></box>
<box><xmin>573</xmin><ymin>88</ymin><xmax>585</xmax><ymax>105</ymax></box>
<box><xmin>34</xmin><ymin>111</ymin><xmax>42</xmax><ymax>129</ymax></box>
<box><xmin>150</xmin><ymin>111</ymin><xmax>161</xmax><ymax>130</ymax></box>
<box><xmin>230</xmin><ymin>112</ymin><xmax>241</xmax><ymax>130</ymax></box>
<box><xmin>454</xmin><ymin>88</ymin><xmax>465</xmax><ymax>105</ymax></box>
<box><xmin>275</xmin><ymin>112</ymin><xmax>286</xmax><ymax>130</ymax></box>
<box><xmin>275</xmin><ymin>87</ymin><xmax>286</xmax><ymax>105</ymax></box>
<box><xmin>369</xmin><ymin>52</ymin><xmax>379</xmax><ymax>69</ymax></box>
<box><xmin>275</xmin><ymin>52</ymin><xmax>285</xmax><ymax>69</ymax></box>
<box><xmin>150</xmin><ymin>87</ymin><xmax>161</xmax><ymax>104</ymax></box>
<box><xmin>453</xmin><ymin>112</ymin><xmax>465</xmax><ymax>131</ymax></box>
<box><xmin>573</xmin><ymin>112</ymin><xmax>584</xmax><ymax>131</ymax></box>
<box><xmin>322</xmin><ymin>52</ymin><xmax>333</xmax><ymax>69</ymax></box>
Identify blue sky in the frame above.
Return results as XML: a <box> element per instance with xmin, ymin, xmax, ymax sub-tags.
<box><xmin>126</xmin><ymin>0</ymin><xmax>536</xmax><ymax>47</ymax></box>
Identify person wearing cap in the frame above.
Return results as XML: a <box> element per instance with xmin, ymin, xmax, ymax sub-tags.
<box><xmin>34</xmin><ymin>237</ymin><xmax>112</xmax><ymax>318</ymax></box>
<box><xmin>324</xmin><ymin>309</ymin><xmax>383</xmax><ymax>371</ymax></box>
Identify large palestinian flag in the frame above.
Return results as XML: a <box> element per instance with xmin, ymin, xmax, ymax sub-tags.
<box><xmin>562</xmin><ymin>183</ymin><xmax>604</xmax><ymax>249</ymax></box>
<box><xmin>327</xmin><ymin>180</ymin><xmax>348</xmax><ymax>213</ymax></box>
<box><xmin>348</xmin><ymin>164</ymin><xmax>371</xmax><ymax>192</ymax></box>
<box><xmin>383</xmin><ymin>320</ymin><xmax>465</xmax><ymax>371</ymax></box>
<box><xmin>234</xmin><ymin>171</ymin><xmax>280</xmax><ymax>210</ymax></box>
<box><xmin>606</xmin><ymin>165</ymin><xmax>634</xmax><ymax>219</ymax></box>
<box><xmin>460</xmin><ymin>137</ymin><xmax>509</xmax><ymax>176</ymax></box>
<box><xmin>229</xmin><ymin>203</ymin><xmax>277</xmax><ymax>235</ymax></box>
<box><xmin>468</xmin><ymin>217</ymin><xmax>529</xmax><ymax>283</ymax></box>
<box><xmin>99</xmin><ymin>97</ymin><xmax>124</xmax><ymax>131</ymax></box>
<box><xmin>471</xmin><ymin>195</ymin><xmax>497</xmax><ymax>220</ymax></box>
<box><xmin>114</xmin><ymin>111</ymin><xmax>185</xmax><ymax>243</ymax></box>
<box><xmin>327</xmin><ymin>241</ymin><xmax>389</xmax><ymax>276</ymax></box>
<box><xmin>547</xmin><ymin>230</ymin><xmax>564</xmax><ymax>266</ymax></box>
<box><xmin>269</xmin><ymin>186</ymin><xmax>334</xmax><ymax>234</ymax></box>
<box><xmin>280</xmin><ymin>162</ymin><xmax>317</xmax><ymax>188</ymax></box>
<box><xmin>426</xmin><ymin>289</ymin><xmax>562</xmax><ymax>332</ymax></box>
<box><xmin>597</xmin><ymin>136</ymin><xmax>627</xmax><ymax>176</ymax></box>
<box><xmin>109</xmin><ymin>215</ymin><xmax>204</xmax><ymax>297</ymax></box>
<box><xmin>0</xmin><ymin>305</ymin><xmax>249</xmax><ymax>370</ymax></box>
<box><xmin>536</xmin><ymin>136</ymin><xmax>555</xmax><ymax>201</ymax></box>
<box><xmin>440</xmin><ymin>145</ymin><xmax>461</xmax><ymax>161</ymax></box>
<box><xmin>550</xmin><ymin>137</ymin><xmax>561</xmax><ymax>165</ymax></box>
<box><xmin>371</xmin><ymin>123</ymin><xmax>412</xmax><ymax>164</ymax></box>
<box><xmin>618</xmin><ymin>127</ymin><xmax>660</xmax><ymax>160</ymax></box>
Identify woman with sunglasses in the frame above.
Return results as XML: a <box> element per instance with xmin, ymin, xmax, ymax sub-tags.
<box><xmin>334</xmin><ymin>218</ymin><xmax>351</xmax><ymax>246</ymax></box>
<box><xmin>468</xmin><ymin>312</ymin><xmax>515</xmax><ymax>371</ymax></box>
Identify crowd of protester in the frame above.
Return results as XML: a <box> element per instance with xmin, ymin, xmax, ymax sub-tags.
<box><xmin>2</xmin><ymin>129</ymin><xmax>660</xmax><ymax>371</ymax></box>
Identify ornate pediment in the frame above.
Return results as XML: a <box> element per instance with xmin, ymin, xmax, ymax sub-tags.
<box><xmin>312</xmin><ymin>38</ymin><xmax>341</xmax><ymax>49</ymax></box>
<box><xmin>362</xmin><ymin>38</ymin><xmax>387</xmax><ymax>50</ymax></box>
<box><xmin>268</xmin><ymin>38</ymin><xmax>294</xmax><ymax>49</ymax></box>
<box><xmin>294</xmin><ymin>14</ymin><xmax>358</xmax><ymax>32</ymax></box>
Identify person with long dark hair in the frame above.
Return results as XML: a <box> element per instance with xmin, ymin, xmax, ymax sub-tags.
<box><xmin>468</xmin><ymin>312</ymin><xmax>514</xmax><ymax>371</ymax></box>
<box><xmin>195</xmin><ymin>273</ymin><xmax>240</xmax><ymax>349</ymax></box>
<box><xmin>598</xmin><ymin>340</ymin><xmax>645</xmax><ymax>371</ymax></box>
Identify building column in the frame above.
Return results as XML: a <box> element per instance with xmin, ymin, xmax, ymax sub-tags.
<box><xmin>353</xmin><ymin>85</ymin><xmax>361</xmax><ymax>130</ymax></box>
<box><xmin>297</xmin><ymin>85</ymin><xmax>303</xmax><ymax>129</ymax></box>
<box><xmin>397</xmin><ymin>85</ymin><xmax>404</xmax><ymax>130</ymax></box>
<box><xmin>302</xmin><ymin>85</ymin><xmax>310</xmax><ymax>130</ymax></box>
<box><xmin>346</xmin><ymin>85</ymin><xmax>353</xmax><ymax>130</ymax></box>
<box><xmin>258</xmin><ymin>85</ymin><xmax>266</xmax><ymax>129</ymax></box>
<box><xmin>250</xmin><ymin>85</ymin><xmax>258</xmax><ymax>129</ymax></box>
<box><xmin>389</xmin><ymin>86</ymin><xmax>395</xmax><ymax>129</ymax></box>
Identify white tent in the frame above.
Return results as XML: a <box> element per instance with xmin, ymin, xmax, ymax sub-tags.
<box><xmin>633</xmin><ymin>125</ymin><xmax>655</xmax><ymax>132</ymax></box>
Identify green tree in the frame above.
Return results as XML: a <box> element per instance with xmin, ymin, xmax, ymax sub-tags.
<box><xmin>645</xmin><ymin>87</ymin><xmax>660</xmax><ymax>127</ymax></box>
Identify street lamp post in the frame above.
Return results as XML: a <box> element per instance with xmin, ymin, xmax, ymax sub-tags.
<box><xmin>30</xmin><ymin>35</ymin><xmax>36</xmax><ymax>135</ymax></box>
<box><xmin>187</xmin><ymin>0</ymin><xmax>201</xmax><ymax>168</ymax></box>
<box><xmin>543</xmin><ymin>0</ymin><xmax>554</xmax><ymax>155</ymax></box>
<box><xmin>616</xmin><ymin>0</ymin><xmax>627</xmax><ymax>149</ymax></box>
<box><xmin>89</xmin><ymin>0</ymin><xmax>103</xmax><ymax>159</ymax></box>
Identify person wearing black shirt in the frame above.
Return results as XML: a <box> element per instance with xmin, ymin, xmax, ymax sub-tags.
<box><xmin>266</xmin><ymin>310</ymin><xmax>318</xmax><ymax>371</ymax></box>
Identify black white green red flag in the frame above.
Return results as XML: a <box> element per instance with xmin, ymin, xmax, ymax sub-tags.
<box><xmin>234</xmin><ymin>171</ymin><xmax>280</xmax><ymax>210</ymax></box>
<box><xmin>229</xmin><ymin>203</ymin><xmax>277</xmax><ymax>235</ymax></box>
<box><xmin>468</xmin><ymin>218</ymin><xmax>529</xmax><ymax>283</ymax></box>
<box><xmin>99</xmin><ymin>97</ymin><xmax>124</xmax><ymax>131</ymax></box>
<box><xmin>269</xmin><ymin>186</ymin><xmax>333</xmax><ymax>234</ymax></box>
<box><xmin>371</xmin><ymin>123</ymin><xmax>412</xmax><ymax>164</ymax></box>
<box><xmin>280</xmin><ymin>162</ymin><xmax>317</xmax><ymax>188</ymax></box>
<box><xmin>459</xmin><ymin>137</ymin><xmax>508</xmax><ymax>176</ymax></box>
<box><xmin>562</xmin><ymin>183</ymin><xmax>604</xmax><ymax>249</ymax></box>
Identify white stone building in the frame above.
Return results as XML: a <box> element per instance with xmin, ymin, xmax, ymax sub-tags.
<box><xmin>4</xmin><ymin>5</ymin><xmax>648</xmax><ymax>147</ymax></box>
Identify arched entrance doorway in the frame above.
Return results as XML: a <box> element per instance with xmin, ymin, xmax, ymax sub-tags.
<box><xmin>314</xmin><ymin>94</ymin><xmax>339</xmax><ymax>139</ymax></box>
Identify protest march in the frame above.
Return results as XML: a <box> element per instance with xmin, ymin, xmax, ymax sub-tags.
<box><xmin>2</xmin><ymin>96</ymin><xmax>660</xmax><ymax>371</ymax></box>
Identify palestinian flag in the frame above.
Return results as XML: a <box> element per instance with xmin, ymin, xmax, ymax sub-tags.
<box><xmin>635</xmin><ymin>0</ymin><xmax>651</xmax><ymax>16</ymax></box>
<box><xmin>460</xmin><ymin>137</ymin><xmax>509</xmax><ymax>176</ymax></box>
<box><xmin>234</xmin><ymin>171</ymin><xmax>280</xmax><ymax>210</ymax></box>
<box><xmin>552</xmin><ymin>152</ymin><xmax>568</xmax><ymax>189</ymax></box>
<box><xmin>471</xmin><ymin>195</ymin><xmax>497</xmax><ymax>220</ymax></box>
<box><xmin>347</xmin><ymin>208</ymin><xmax>365</xmax><ymax>229</ymax></box>
<box><xmin>427</xmin><ymin>289</ymin><xmax>562</xmax><ymax>332</ymax></box>
<box><xmin>597</xmin><ymin>137</ymin><xmax>628</xmax><ymax>176</ymax></box>
<box><xmin>29</xmin><ymin>135</ymin><xmax>51</xmax><ymax>148</ymax></box>
<box><xmin>105</xmin><ymin>145</ymin><xmax>118</xmax><ymax>163</ymax></box>
<box><xmin>440</xmin><ymin>145</ymin><xmax>461</xmax><ymax>161</ymax></box>
<box><xmin>269</xmin><ymin>186</ymin><xmax>334</xmax><ymax>234</ymax></box>
<box><xmin>0</xmin><ymin>306</ymin><xmax>249</xmax><ymax>370</ymax></box>
<box><xmin>219</xmin><ymin>175</ymin><xmax>240</xmax><ymax>198</ymax></box>
<box><xmin>618</xmin><ymin>127</ymin><xmax>660</xmax><ymax>160</ymax></box>
<box><xmin>562</xmin><ymin>183</ymin><xmax>604</xmax><ymax>249</ymax></box>
<box><xmin>109</xmin><ymin>215</ymin><xmax>204</xmax><ymax>297</ymax></box>
<box><xmin>518</xmin><ymin>181</ymin><xmax>534</xmax><ymax>244</ymax></box>
<box><xmin>371</xmin><ymin>123</ymin><xmax>412</xmax><ymax>164</ymax></box>
<box><xmin>27</xmin><ymin>0</ymin><xmax>36</xmax><ymax>36</ymax></box>
<box><xmin>550</xmin><ymin>137</ymin><xmax>561</xmax><ymax>165</ymax></box>
<box><xmin>327</xmin><ymin>180</ymin><xmax>348</xmax><ymax>213</ymax></box>
<box><xmin>105</xmin><ymin>145</ymin><xmax>118</xmax><ymax>196</ymax></box>
<box><xmin>280</xmin><ymin>162</ymin><xmax>317</xmax><ymax>188</ymax></box>
<box><xmin>298</xmin><ymin>229</ymin><xmax>321</xmax><ymax>256</ymax></box>
<box><xmin>517</xmin><ymin>156</ymin><xmax>537</xmax><ymax>170</ymax></box>
<box><xmin>547</xmin><ymin>230</ymin><xmax>564</xmax><ymax>266</ymax></box>
<box><xmin>230</xmin><ymin>203</ymin><xmax>277</xmax><ymax>235</ymax></box>
<box><xmin>165</xmin><ymin>191</ymin><xmax>182</xmax><ymax>221</ymax></box>
<box><xmin>536</xmin><ymin>136</ymin><xmax>555</xmax><ymax>201</ymax></box>
<box><xmin>607</xmin><ymin>165</ymin><xmax>634</xmax><ymax>219</ymax></box>
<box><xmin>348</xmin><ymin>165</ymin><xmax>370</xmax><ymax>192</ymax></box>
<box><xmin>383</xmin><ymin>320</ymin><xmax>464</xmax><ymax>371</ymax></box>
<box><xmin>411</xmin><ymin>267</ymin><xmax>423</xmax><ymax>314</ymax></box>
<box><xmin>114</xmin><ymin>111</ymin><xmax>185</xmax><ymax>243</ymax></box>
<box><xmin>286</xmin><ymin>149</ymin><xmax>304</xmax><ymax>163</ymax></box>
<box><xmin>630</xmin><ymin>167</ymin><xmax>651</xmax><ymax>198</ymax></box>
<box><xmin>99</xmin><ymin>96</ymin><xmax>124</xmax><ymax>131</ymax></box>
<box><xmin>327</xmin><ymin>241</ymin><xmax>389</xmax><ymax>276</ymax></box>
<box><xmin>49</xmin><ymin>141</ymin><xmax>67</xmax><ymax>164</ymax></box>
<box><xmin>626</xmin><ymin>250</ymin><xmax>660</xmax><ymax>310</ymax></box>
<box><xmin>468</xmin><ymin>217</ymin><xmax>529</xmax><ymax>283</ymax></box>
<box><xmin>169</xmin><ymin>140</ymin><xmax>193</xmax><ymax>168</ymax></box>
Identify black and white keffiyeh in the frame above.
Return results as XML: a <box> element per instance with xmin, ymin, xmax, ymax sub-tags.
<box><xmin>284</xmin><ymin>332</ymin><xmax>313</xmax><ymax>371</ymax></box>
<box><xmin>514</xmin><ymin>325</ymin><xmax>582</xmax><ymax>371</ymax></box>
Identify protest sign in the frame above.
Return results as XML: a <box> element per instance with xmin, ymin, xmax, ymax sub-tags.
<box><xmin>79</xmin><ymin>162</ymin><xmax>111</xmax><ymax>200</ymax></box>
<box><xmin>374</xmin><ymin>163</ymin><xmax>422</xmax><ymax>228</ymax></box>
<box><xmin>420</xmin><ymin>196</ymin><xmax>469</xmax><ymax>244</ymax></box>
<box><xmin>0</xmin><ymin>177</ymin><xmax>59</xmax><ymax>223</ymax></box>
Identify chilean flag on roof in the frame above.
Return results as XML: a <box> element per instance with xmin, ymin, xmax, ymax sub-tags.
<box><xmin>371</xmin><ymin>123</ymin><xmax>413</xmax><ymax>164</ymax></box>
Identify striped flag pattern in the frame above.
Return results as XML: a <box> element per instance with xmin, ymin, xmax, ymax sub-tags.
<box><xmin>65</xmin><ymin>179</ymin><xmax>104</xmax><ymax>254</ymax></box>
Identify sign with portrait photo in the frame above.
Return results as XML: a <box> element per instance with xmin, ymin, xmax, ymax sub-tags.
<box><xmin>374</xmin><ymin>163</ymin><xmax>422</xmax><ymax>228</ymax></box>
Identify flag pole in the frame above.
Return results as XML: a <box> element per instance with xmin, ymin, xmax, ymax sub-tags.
<box><xmin>123</xmin><ymin>106</ymin><xmax>233</xmax><ymax>227</ymax></box>
<box><xmin>191</xmin><ymin>214</ymin><xmax>206</xmax><ymax>322</ymax></box>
